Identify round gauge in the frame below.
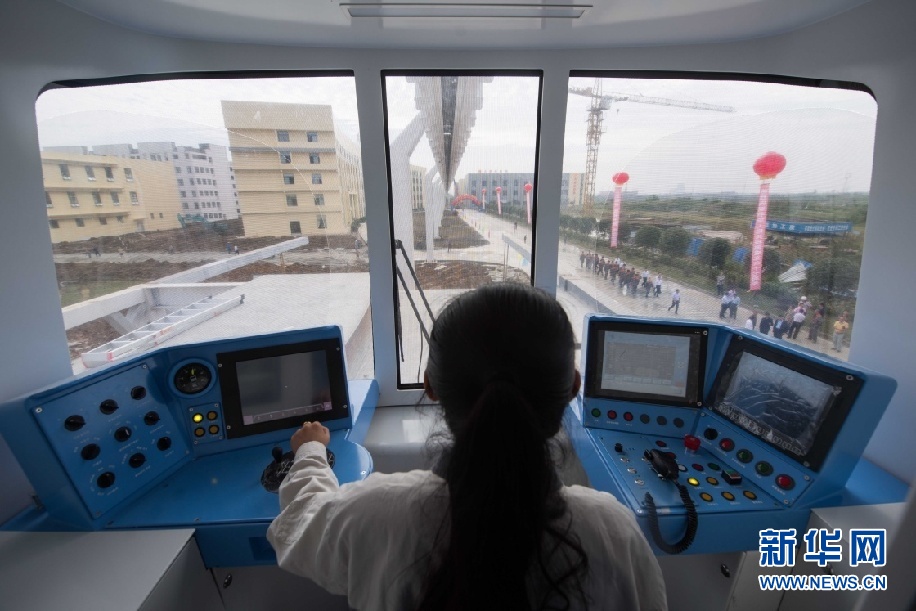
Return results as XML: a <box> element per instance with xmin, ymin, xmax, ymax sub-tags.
<box><xmin>173</xmin><ymin>362</ymin><xmax>213</xmax><ymax>395</ymax></box>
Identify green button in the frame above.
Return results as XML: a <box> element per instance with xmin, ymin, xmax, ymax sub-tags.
<box><xmin>707</xmin><ymin>462</ymin><xmax>721</xmax><ymax>471</ymax></box>
<box><xmin>736</xmin><ymin>449</ymin><xmax>753</xmax><ymax>463</ymax></box>
<box><xmin>591</xmin><ymin>408</ymin><xmax>601</xmax><ymax>418</ymax></box>
<box><xmin>755</xmin><ymin>461</ymin><xmax>774</xmax><ymax>476</ymax></box>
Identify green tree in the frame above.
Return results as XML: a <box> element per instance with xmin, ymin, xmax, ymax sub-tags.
<box><xmin>745</xmin><ymin>248</ymin><xmax>782</xmax><ymax>279</ymax></box>
<box><xmin>698</xmin><ymin>238</ymin><xmax>732</xmax><ymax>268</ymax></box>
<box><xmin>807</xmin><ymin>257</ymin><xmax>860</xmax><ymax>295</ymax></box>
<box><xmin>635</xmin><ymin>226</ymin><xmax>661</xmax><ymax>249</ymax></box>
<box><xmin>659</xmin><ymin>227</ymin><xmax>691</xmax><ymax>258</ymax></box>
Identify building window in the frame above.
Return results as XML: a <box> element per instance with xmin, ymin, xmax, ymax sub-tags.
<box><xmin>194</xmin><ymin>203</ymin><xmax>200</xmax><ymax>209</ymax></box>
<box><xmin>49</xmin><ymin>220</ymin><xmax>59</xmax><ymax>229</ymax></box>
<box><xmin>45</xmin><ymin>192</ymin><xmax>52</xmax><ymax>208</ymax></box>
<box><xmin>277</xmin><ymin>130</ymin><xmax>290</xmax><ymax>142</ymax></box>
<box><xmin>309</xmin><ymin>153</ymin><xmax>320</xmax><ymax>164</ymax></box>
<box><xmin>59</xmin><ymin>164</ymin><xmax>71</xmax><ymax>180</ymax></box>
<box><xmin>124</xmin><ymin>168</ymin><xmax>133</xmax><ymax>181</ymax></box>
<box><xmin>159</xmin><ymin>213</ymin><xmax>164</xmax><ymax>218</ymax></box>
<box><xmin>311</xmin><ymin>173</ymin><xmax>322</xmax><ymax>185</ymax></box>
<box><xmin>283</xmin><ymin>173</ymin><xmax>295</xmax><ymax>185</ymax></box>
<box><xmin>182</xmin><ymin>202</ymin><xmax>189</xmax><ymax>209</ymax></box>
<box><xmin>149</xmin><ymin>213</ymin><xmax>155</xmax><ymax>219</ymax></box>
<box><xmin>307</xmin><ymin>132</ymin><xmax>318</xmax><ymax>142</ymax></box>
<box><xmin>279</xmin><ymin>151</ymin><xmax>292</xmax><ymax>164</ymax></box>
<box><xmin>99</xmin><ymin>217</ymin><xmax>108</xmax><ymax>225</ymax></box>
<box><xmin>105</xmin><ymin>167</ymin><xmax>115</xmax><ymax>181</ymax></box>
<box><xmin>116</xmin><ymin>216</ymin><xmax>124</xmax><ymax>223</ymax></box>
<box><xmin>173</xmin><ymin>154</ymin><xmax>178</xmax><ymax>160</ymax></box>
<box><xmin>180</xmin><ymin>191</ymin><xmax>186</xmax><ymax>197</ymax></box>
<box><xmin>177</xmin><ymin>179</ymin><xmax>184</xmax><ymax>186</ymax></box>
<box><xmin>290</xmin><ymin>221</ymin><xmax>302</xmax><ymax>234</ymax></box>
<box><xmin>175</xmin><ymin>167</ymin><xmax>181</xmax><ymax>173</ymax></box>
<box><xmin>286</xmin><ymin>194</ymin><xmax>298</xmax><ymax>206</ymax></box>
<box><xmin>314</xmin><ymin>194</ymin><xmax>325</xmax><ymax>206</ymax></box>
<box><xmin>191</xmin><ymin>191</ymin><xmax>197</xmax><ymax>197</ymax></box>
<box><xmin>111</xmin><ymin>192</ymin><xmax>120</xmax><ymax>205</ymax></box>
<box><xmin>68</xmin><ymin>192</ymin><xmax>79</xmax><ymax>207</ymax></box>
<box><xmin>130</xmin><ymin>191</ymin><xmax>139</xmax><ymax>204</ymax></box>
<box><xmin>75</xmin><ymin>218</ymin><xmax>85</xmax><ymax>227</ymax></box>
<box><xmin>186</xmin><ymin>166</ymin><xmax>192</xmax><ymax>173</ymax></box>
<box><xmin>317</xmin><ymin>214</ymin><xmax>327</xmax><ymax>229</ymax></box>
<box><xmin>92</xmin><ymin>191</ymin><xmax>102</xmax><ymax>206</ymax></box>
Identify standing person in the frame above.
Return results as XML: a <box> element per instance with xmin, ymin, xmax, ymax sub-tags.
<box><xmin>667</xmin><ymin>289</ymin><xmax>681</xmax><ymax>314</ymax></box>
<box><xmin>789</xmin><ymin>307</ymin><xmax>806</xmax><ymax>339</ymax></box>
<box><xmin>716</xmin><ymin>274</ymin><xmax>725</xmax><ymax>296</ymax></box>
<box><xmin>654</xmin><ymin>274</ymin><xmax>663</xmax><ymax>297</ymax></box>
<box><xmin>759</xmin><ymin>312</ymin><xmax>774</xmax><ymax>335</ymax></box>
<box><xmin>226</xmin><ymin>242</ymin><xmax>232</xmax><ymax>254</ymax></box>
<box><xmin>808</xmin><ymin>303</ymin><xmax>826</xmax><ymax>343</ymax></box>
<box><xmin>833</xmin><ymin>313</ymin><xmax>850</xmax><ymax>352</ymax></box>
<box><xmin>748</xmin><ymin>310</ymin><xmax>758</xmax><ymax>330</ymax></box>
<box><xmin>644</xmin><ymin>276</ymin><xmax>652</xmax><ymax>298</ymax></box>
<box><xmin>267</xmin><ymin>283</ymin><xmax>667</xmax><ymax>611</ymax></box>
<box><xmin>729</xmin><ymin>293</ymin><xmax>740</xmax><ymax>320</ymax></box>
<box><xmin>579</xmin><ymin>251</ymin><xmax>585</xmax><ymax>268</ymax></box>
<box><xmin>234</xmin><ymin>245</ymin><xmax>240</xmax><ymax>255</ymax></box>
<box><xmin>720</xmin><ymin>291</ymin><xmax>732</xmax><ymax>318</ymax></box>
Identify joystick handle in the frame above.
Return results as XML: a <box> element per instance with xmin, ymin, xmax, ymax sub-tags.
<box><xmin>272</xmin><ymin>446</ymin><xmax>284</xmax><ymax>463</ymax></box>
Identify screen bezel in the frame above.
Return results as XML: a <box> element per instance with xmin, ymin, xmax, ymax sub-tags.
<box><xmin>585</xmin><ymin>320</ymin><xmax>708</xmax><ymax>407</ymax></box>
<box><xmin>707</xmin><ymin>336</ymin><xmax>863</xmax><ymax>471</ymax></box>
<box><xmin>218</xmin><ymin>338</ymin><xmax>349</xmax><ymax>439</ymax></box>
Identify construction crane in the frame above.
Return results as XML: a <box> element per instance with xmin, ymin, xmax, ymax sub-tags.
<box><xmin>570</xmin><ymin>79</ymin><xmax>735</xmax><ymax>216</ymax></box>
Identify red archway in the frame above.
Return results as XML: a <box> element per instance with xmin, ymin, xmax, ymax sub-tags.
<box><xmin>450</xmin><ymin>194</ymin><xmax>482</xmax><ymax>208</ymax></box>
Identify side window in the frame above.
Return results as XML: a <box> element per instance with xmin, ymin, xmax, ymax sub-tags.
<box><xmin>311</xmin><ymin>173</ymin><xmax>322</xmax><ymax>185</ymax></box>
<box><xmin>560</xmin><ymin>74</ymin><xmax>876</xmax><ymax>361</ymax></box>
<box><xmin>35</xmin><ymin>74</ymin><xmax>371</xmax><ymax>379</ymax></box>
<box><xmin>383</xmin><ymin>73</ymin><xmax>541</xmax><ymax>386</ymax></box>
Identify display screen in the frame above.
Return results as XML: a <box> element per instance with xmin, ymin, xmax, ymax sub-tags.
<box><xmin>713</xmin><ymin>352</ymin><xmax>839</xmax><ymax>457</ymax></box>
<box><xmin>586</xmin><ymin>321</ymin><xmax>706</xmax><ymax>406</ymax></box>
<box><xmin>218</xmin><ymin>338</ymin><xmax>349</xmax><ymax>439</ymax></box>
<box><xmin>237</xmin><ymin>352</ymin><xmax>332</xmax><ymax>425</ymax></box>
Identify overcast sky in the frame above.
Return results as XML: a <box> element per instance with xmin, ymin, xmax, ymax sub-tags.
<box><xmin>36</xmin><ymin>74</ymin><xmax>876</xmax><ymax>195</ymax></box>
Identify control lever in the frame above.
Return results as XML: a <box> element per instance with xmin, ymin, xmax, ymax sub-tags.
<box><xmin>260</xmin><ymin>445</ymin><xmax>336</xmax><ymax>493</ymax></box>
<box><xmin>643</xmin><ymin>447</ymin><xmax>698</xmax><ymax>554</ymax></box>
<box><xmin>645</xmin><ymin>449</ymin><xmax>679</xmax><ymax>480</ymax></box>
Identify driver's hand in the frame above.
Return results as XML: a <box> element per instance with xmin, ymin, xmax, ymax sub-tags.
<box><xmin>291</xmin><ymin>421</ymin><xmax>330</xmax><ymax>452</ymax></box>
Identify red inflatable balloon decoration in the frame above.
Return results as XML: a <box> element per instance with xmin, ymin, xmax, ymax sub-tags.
<box><xmin>753</xmin><ymin>152</ymin><xmax>786</xmax><ymax>180</ymax></box>
<box><xmin>524</xmin><ymin>182</ymin><xmax>533</xmax><ymax>192</ymax></box>
<box><xmin>612</xmin><ymin>172</ymin><xmax>630</xmax><ymax>185</ymax></box>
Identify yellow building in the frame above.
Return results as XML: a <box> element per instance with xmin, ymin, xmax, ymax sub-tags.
<box><xmin>221</xmin><ymin>101</ymin><xmax>364</xmax><ymax>237</ymax></box>
<box><xmin>42</xmin><ymin>152</ymin><xmax>182</xmax><ymax>243</ymax></box>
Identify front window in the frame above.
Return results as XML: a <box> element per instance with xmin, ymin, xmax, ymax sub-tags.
<box><xmin>45</xmin><ymin>192</ymin><xmax>53</xmax><ymax>208</ymax></box>
<box><xmin>129</xmin><ymin>191</ymin><xmax>138</xmax><ymax>204</ymax></box>
<box><xmin>559</xmin><ymin>74</ymin><xmax>876</xmax><ymax>362</ymax></box>
<box><xmin>307</xmin><ymin>132</ymin><xmax>318</xmax><ymax>142</ymax></box>
<box><xmin>92</xmin><ymin>191</ymin><xmax>102</xmax><ymax>206</ymax></box>
<box><xmin>382</xmin><ymin>72</ymin><xmax>541</xmax><ymax>386</ymax></box>
<box><xmin>309</xmin><ymin>153</ymin><xmax>320</xmax><ymax>164</ymax></box>
<box><xmin>111</xmin><ymin>192</ymin><xmax>120</xmax><ymax>205</ymax></box>
<box><xmin>290</xmin><ymin>220</ymin><xmax>301</xmax><ymax>234</ymax></box>
<box><xmin>314</xmin><ymin>194</ymin><xmax>324</xmax><ymax>206</ymax></box>
<box><xmin>283</xmin><ymin>172</ymin><xmax>295</xmax><ymax>185</ymax></box>
<box><xmin>317</xmin><ymin>214</ymin><xmax>327</xmax><ymax>229</ymax></box>
<box><xmin>277</xmin><ymin>130</ymin><xmax>290</xmax><ymax>142</ymax></box>
<box><xmin>67</xmin><ymin>192</ymin><xmax>78</xmax><ymax>207</ymax></box>
<box><xmin>105</xmin><ymin>167</ymin><xmax>114</xmax><ymax>181</ymax></box>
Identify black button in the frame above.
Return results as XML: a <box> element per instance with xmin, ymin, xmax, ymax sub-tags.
<box><xmin>639</xmin><ymin>414</ymin><xmax>650</xmax><ymax>424</ymax></box>
<box><xmin>64</xmin><ymin>415</ymin><xmax>86</xmax><ymax>431</ymax></box>
<box><xmin>81</xmin><ymin>444</ymin><xmax>100</xmax><ymax>460</ymax></box>
<box><xmin>129</xmin><ymin>453</ymin><xmax>146</xmax><ymax>469</ymax></box>
<box><xmin>97</xmin><ymin>472</ymin><xmax>115</xmax><ymax>488</ymax></box>
<box><xmin>156</xmin><ymin>437</ymin><xmax>172</xmax><ymax>451</ymax></box>
<box><xmin>99</xmin><ymin>399</ymin><xmax>119</xmax><ymax>415</ymax></box>
<box><xmin>130</xmin><ymin>386</ymin><xmax>147</xmax><ymax>400</ymax></box>
<box><xmin>614</xmin><ymin>442</ymin><xmax>623</xmax><ymax>453</ymax></box>
<box><xmin>722</xmin><ymin>468</ymin><xmax>744</xmax><ymax>485</ymax></box>
<box><xmin>703</xmin><ymin>428</ymin><xmax>718</xmax><ymax>440</ymax></box>
<box><xmin>673</xmin><ymin>418</ymin><xmax>684</xmax><ymax>428</ymax></box>
<box><xmin>144</xmin><ymin>411</ymin><xmax>160</xmax><ymax>425</ymax></box>
<box><xmin>114</xmin><ymin>426</ymin><xmax>132</xmax><ymax>442</ymax></box>
<box><xmin>657</xmin><ymin>416</ymin><xmax>667</xmax><ymax>426</ymax></box>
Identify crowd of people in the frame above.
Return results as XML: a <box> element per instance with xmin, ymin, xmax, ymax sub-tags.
<box><xmin>578</xmin><ymin>250</ymin><xmax>852</xmax><ymax>353</ymax></box>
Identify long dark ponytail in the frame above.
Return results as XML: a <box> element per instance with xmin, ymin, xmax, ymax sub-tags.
<box><xmin>418</xmin><ymin>283</ymin><xmax>588</xmax><ymax>610</ymax></box>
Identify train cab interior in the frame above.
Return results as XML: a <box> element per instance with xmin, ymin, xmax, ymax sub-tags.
<box><xmin>1</xmin><ymin>0</ymin><xmax>915</xmax><ymax>609</ymax></box>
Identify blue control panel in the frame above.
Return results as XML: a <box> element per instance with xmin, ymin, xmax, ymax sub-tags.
<box><xmin>567</xmin><ymin>315</ymin><xmax>898</xmax><ymax>555</ymax></box>
<box><xmin>0</xmin><ymin>327</ymin><xmax>377</xmax><ymax>566</ymax></box>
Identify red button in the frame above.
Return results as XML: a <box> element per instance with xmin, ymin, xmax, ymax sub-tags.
<box><xmin>684</xmin><ymin>435</ymin><xmax>701</xmax><ymax>451</ymax></box>
<box><xmin>655</xmin><ymin>440</ymin><xmax>667</xmax><ymax>448</ymax></box>
<box><xmin>623</xmin><ymin>412</ymin><xmax>633</xmax><ymax>422</ymax></box>
<box><xmin>607</xmin><ymin>410</ymin><xmax>617</xmax><ymax>420</ymax></box>
<box><xmin>776</xmin><ymin>475</ymin><xmax>795</xmax><ymax>490</ymax></box>
<box><xmin>719</xmin><ymin>438</ymin><xmax>735</xmax><ymax>452</ymax></box>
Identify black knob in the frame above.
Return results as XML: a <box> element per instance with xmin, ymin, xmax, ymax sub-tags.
<box><xmin>156</xmin><ymin>437</ymin><xmax>172</xmax><ymax>451</ymax></box>
<box><xmin>144</xmin><ymin>411</ymin><xmax>160</xmax><ymax>426</ymax></box>
<box><xmin>65</xmin><ymin>415</ymin><xmax>86</xmax><ymax>431</ymax></box>
<box><xmin>703</xmin><ymin>428</ymin><xmax>719</xmax><ymax>440</ymax></box>
<box><xmin>130</xmin><ymin>386</ymin><xmax>147</xmax><ymax>400</ymax></box>
<box><xmin>272</xmin><ymin>446</ymin><xmax>284</xmax><ymax>463</ymax></box>
<box><xmin>96</xmin><ymin>472</ymin><xmax>115</xmax><ymax>488</ymax></box>
<box><xmin>614</xmin><ymin>442</ymin><xmax>623</xmax><ymax>453</ymax></box>
<box><xmin>81</xmin><ymin>443</ymin><xmax>101</xmax><ymax>460</ymax></box>
<box><xmin>114</xmin><ymin>426</ymin><xmax>132</xmax><ymax>442</ymax></box>
<box><xmin>100</xmin><ymin>399</ymin><xmax>119</xmax><ymax>415</ymax></box>
<box><xmin>128</xmin><ymin>453</ymin><xmax>146</xmax><ymax>469</ymax></box>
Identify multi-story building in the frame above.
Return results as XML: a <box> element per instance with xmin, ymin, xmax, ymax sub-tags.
<box><xmin>464</xmin><ymin>171</ymin><xmax>585</xmax><ymax>209</ymax></box>
<box><xmin>92</xmin><ymin>142</ymin><xmax>237</xmax><ymax>221</ymax></box>
<box><xmin>221</xmin><ymin>101</ymin><xmax>364</xmax><ymax>237</ymax></box>
<box><xmin>41</xmin><ymin>151</ymin><xmax>182</xmax><ymax>242</ymax></box>
<box><xmin>410</xmin><ymin>164</ymin><xmax>427</xmax><ymax>211</ymax></box>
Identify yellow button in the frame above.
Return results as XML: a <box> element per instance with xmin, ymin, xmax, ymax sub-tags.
<box><xmin>207</xmin><ymin>411</ymin><xmax>218</xmax><ymax>421</ymax></box>
<box><xmin>743</xmin><ymin>490</ymin><xmax>758</xmax><ymax>500</ymax></box>
<box><xmin>699</xmin><ymin>492</ymin><xmax>713</xmax><ymax>502</ymax></box>
<box><xmin>194</xmin><ymin>427</ymin><xmax>205</xmax><ymax>437</ymax></box>
<box><xmin>706</xmin><ymin>477</ymin><xmax>719</xmax><ymax>486</ymax></box>
<box><xmin>722</xmin><ymin>492</ymin><xmax>735</xmax><ymax>501</ymax></box>
<box><xmin>208</xmin><ymin>425</ymin><xmax>220</xmax><ymax>435</ymax></box>
<box><xmin>192</xmin><ymin>413</ymin><xmax>203</xmax><ymax>423</ymax></box>
<box><xmin>687</xmin><ymin>477</ymin><xmax>699</xmax><ymax>486</ymax></box>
